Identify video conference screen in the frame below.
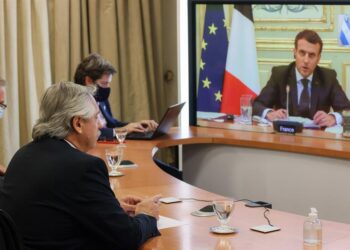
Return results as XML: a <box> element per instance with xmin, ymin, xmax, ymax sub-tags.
<box><xmin>188</xmin><ymin>0</ymin><xmax>350</xmax><ymax>139</ymax></box>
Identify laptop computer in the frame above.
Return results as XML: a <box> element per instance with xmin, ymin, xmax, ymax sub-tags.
<box><xmin>126</xmin><ymin>102</ymin><xmax>185</xmax><ymax>140</ymax></box>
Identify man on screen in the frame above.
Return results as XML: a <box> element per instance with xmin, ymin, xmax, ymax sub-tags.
<box><xmin>253</xmin><ymin>29</ymin><xmax>350</xmax><ymax>127</ymax></box>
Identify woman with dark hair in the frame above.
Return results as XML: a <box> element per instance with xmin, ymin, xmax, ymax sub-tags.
<box><xmin>74</xmin><ymin>53</ymin><xmax>158</xmax><ymax>140</ymax></box>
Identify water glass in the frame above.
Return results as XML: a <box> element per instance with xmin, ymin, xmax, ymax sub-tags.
<box><xmin>115</xmin><ymin>128</ymin><xmax>128</xmax><ymax>146</ymax></box>
<box><xmin>215</xmin><ymin>239</ymin><xmax>233</xmax><ymax>250</ymax></box>
<box><xmin>240</xmin><ymin>94</ymin><xmax>253</xmax><ymax>125</ymax></box>
<box><xmin>212</xmin><ymin>199</ymin><xmax>235</xmax><ymax>228</ymax></box>
<box><xmin>105</xmin><ymin>146</ymin><xmax>124</xmax><ymax>177</ymax></box>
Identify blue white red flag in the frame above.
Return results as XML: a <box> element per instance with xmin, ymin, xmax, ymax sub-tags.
<box><xmin>220</xmin><ymin>5</ymin><xmax>260</xmax><ymax>115</ymax></box>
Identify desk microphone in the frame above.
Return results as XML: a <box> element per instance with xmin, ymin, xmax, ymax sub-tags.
<box><xmin>273</xmin><ymin>84</ymin><xmax>303</xmax><ymax>134</ymax></box>
<box><xmin>286</xmin><ymin>85</ymin><xmax>290</xmax><ymax>120</ymax></box>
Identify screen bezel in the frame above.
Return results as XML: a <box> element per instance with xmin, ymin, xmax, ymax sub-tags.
<box><xmin>188</xmin><ymin>0</ymin><xmax>350</xmax><ymax>126</ymax></box>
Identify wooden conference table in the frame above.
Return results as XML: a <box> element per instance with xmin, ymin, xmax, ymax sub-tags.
<box><xmin>89</xmin><ymin>125</ymin><xmax>350</xmax><ymax>250</ymax></box>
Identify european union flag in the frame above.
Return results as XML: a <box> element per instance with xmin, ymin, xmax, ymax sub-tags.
<box><xmin>197</xmin><ymin>5</ymin><xmax>228</xmax><ymax>112</ymax></box>
<box><xmin>339</xmin><ymin>14</ymin><xmax>350</xmax><ymax>46</ymax></box>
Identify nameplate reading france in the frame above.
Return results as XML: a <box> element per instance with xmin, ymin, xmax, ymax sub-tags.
<box><xmin>273</xmin><ymin>120</ymin><xmax>303</xmax><ymax>135</ymax></box>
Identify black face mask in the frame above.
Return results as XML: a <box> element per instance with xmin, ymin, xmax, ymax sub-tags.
<box><xmin>94</xmin><ymin>85</ymin><xmax>111</xmax><ymax>102</ymax></box>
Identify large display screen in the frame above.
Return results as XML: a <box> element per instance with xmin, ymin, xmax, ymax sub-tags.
<box><xmin>188</xmin><ymin>0</ymin><xmax>350</xmax><ymax>139</ymax></box>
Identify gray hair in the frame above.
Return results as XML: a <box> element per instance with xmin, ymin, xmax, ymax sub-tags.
<box><xmin>32</xmin><ymin>81</ymin><xmax>96</xmax><ymax>140</ymax></box>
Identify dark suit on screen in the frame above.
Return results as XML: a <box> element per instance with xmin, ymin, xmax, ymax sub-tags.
<box><xmin>99</xmin><ymin>100</ymin><xmax>128</xmax><ymax>140</ymax></box>
<box><xmin>253</xmin><ymin>62</ymin><xmax>350</xmax><ymax>119</ymax></box>
<box><xmin>0</xmin><ymin>136</ymin><xmax>159</xmax><ymax>250</ymax></box>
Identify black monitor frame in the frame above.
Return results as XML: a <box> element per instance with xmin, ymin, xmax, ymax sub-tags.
<box><xmin>188</xmin><ymin>0</ymin><xmax>350</xmax><ymax>126</ymax></box>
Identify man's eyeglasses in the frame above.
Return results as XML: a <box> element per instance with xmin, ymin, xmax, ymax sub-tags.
<box><xmin>0</xmin><ymin>103</ymin><xmax>7</xmax><ymax>110</ymax></box>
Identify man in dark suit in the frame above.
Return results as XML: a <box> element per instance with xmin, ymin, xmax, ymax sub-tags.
<box><xmin>0</xmin><ymin>82</ymin><xmax>161</xmax><ymax>249</ymax></box>
<box><xmin>74</xmin><ymin>53</ymin><xmax>158</xmax><ymax>140</ymax></box>
<box><xmin>253</xmin><ymin>29</ymin><xmax>350</xmax><ymax>127</ymax></box>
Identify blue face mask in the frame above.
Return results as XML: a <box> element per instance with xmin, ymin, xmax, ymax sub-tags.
<box><xmin>94</xmin><ymin>85</ymin><xmax>111</xmax><ymax>102</ymax></box>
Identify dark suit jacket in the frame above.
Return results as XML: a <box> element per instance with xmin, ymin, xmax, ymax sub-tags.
<box><xmin>253</xmin><ymin>62</ymin><xmax>350</xmax><ymax>119</ymax></box>
<box><xmin>99</xmin><ymin>100</ymin><xmax>128</xmax><ymax>140</ymax></box>
<box><xmin>0</xmin><ymin>137</ymin><xmax>159</xmax><ymax>250</ymax></box>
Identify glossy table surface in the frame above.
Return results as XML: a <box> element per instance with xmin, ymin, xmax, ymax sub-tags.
<box><xmin>89</xmin><ymin>126</ymin><xmax>350</xmax><ymax>250</ymax></box>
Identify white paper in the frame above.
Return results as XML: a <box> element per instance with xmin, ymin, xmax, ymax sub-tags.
<box><xmin>159</xmin><ymin>197</ymin><xmax>181</xmax><ymax>204</ymax></box>
<box><xmin>197</xmin><ymin>111</ymin><xmax>226</xmax><ymax>120</ymax></box>
<box><xmin>252</xmin><ymin>115</ymin><xmax>272</xmax><ymax>125</ymax></box>
<box><xmin>325</xmin><ymin>125</ymin><xmax>343</xmax><ymax>134</ymax></box>
<box><xmin>288</xmin><ymin>116</ymin><xmax>314</xmax><ymax>125</ymax></box>
<box><xmin>287</xmin><ymin>116</ymin><xmax>321</xmax><ymax>129</ymax></box>
<box><xmin>157</xmin><ymin>215</ymin><xmax>186</xmax><ymax>230</ymax></box>
<box><xmin>250</xmin><ymin>224</ymin><xmax>281</xmax><ymax>233</ymax></box>
<box><xmin>119</xmin><ymin>163</ymin><xmax>137</xmax><ymax>168</ymax></box>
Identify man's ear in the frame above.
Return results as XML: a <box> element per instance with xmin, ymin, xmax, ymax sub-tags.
<box><xmin>317</xmin><ymin>53</ymin><xmax>321</xmax><ymax>64</ymax></box>
<box><xmin>84</xmin><ymin>76</ymin><xmax>94</xmax><ymax>86</ymax></box>
<box><xmin>293</xmin><ymin>48</ymin><xmax>296</xmax><ymax>59</ymax></box>
<box><xmin>71</xmin><ymin>116</ymin><xmax>83</xmax><ymax>134</ymax></box>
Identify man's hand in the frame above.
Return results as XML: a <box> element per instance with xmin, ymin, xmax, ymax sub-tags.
<box><xmin>123</xmin><ymin>120</ymin><xmax>158</xmax><ymax>133</ymax></box>
<box><xmin>120</xmin><ymin>195</ymin><xmax>143</xmax><ymax>215</ymax></box>
<box><xmin>313</xmin><ymin>111</ymin><xmax>336</xmax><ymax>127</ymax></box>
<box><xmin>140</xmin><ymin>120</ymin><xmax>158</xmax><ymax>131</ymax></box>
<box><xmin>123</xmin><ymin>122</ymin><xmax>146</xmax><ymax>133</ymax></box>
<box><xmin>135</xmin><ymin>194</ymin><xmax>162</xmax><ymax>220</ymax></box>
<box><xmin>266</xmin><ymin>109</ymin><xmax>288</xmax><ymax>121</ymax></box>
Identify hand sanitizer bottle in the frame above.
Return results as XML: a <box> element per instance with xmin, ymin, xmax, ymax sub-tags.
<box><xmin>303</xmin><ymin>208</ymin><xmax>322</xmax><ymax>246</ymax></box>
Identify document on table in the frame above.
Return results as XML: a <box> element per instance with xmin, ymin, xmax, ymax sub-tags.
<box><xmin>157</xmin><ymin>216</ymin><xmax>186</xmax><ymax>230</ymax></box>
<box><xmin>197</xmin><ymin>111</ymin><xmax>226</xmax><ymax>120</ymax></box>
<box><xmin>325</xmin><ymin>125</ymin><xmax>343</xmax><ymax>134</ymax></box>
<box><xmin>288</xmin><ymin>116</ymin><xmax>320</xmax><ymax>129</ymax></box>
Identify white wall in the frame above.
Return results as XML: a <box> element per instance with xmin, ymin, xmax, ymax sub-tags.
<box><xmin>183</xmin><ymin>144</ymin><xmax>350</xmax><ymax>223</ymax></box>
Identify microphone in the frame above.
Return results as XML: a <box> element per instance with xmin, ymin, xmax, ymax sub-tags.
<box><xmin>272</xmin><ymin>84</ymin><xmax>303</xmax><ymax>134</ymax></box>
<box><xmin>286</xmin><ymin>85</ymin><xmax>290</xmax><ymax>120</ymax></box>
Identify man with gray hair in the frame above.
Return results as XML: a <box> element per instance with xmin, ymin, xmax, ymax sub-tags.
<box><xmin>0</xmin><ymin>81</ymin><xmax>161</xmax><ymax>249</ymax></box>
<box><xmin>0</xmin><ymin>77</ymin><xmax>7</xmax><ymax>176</ymax></box>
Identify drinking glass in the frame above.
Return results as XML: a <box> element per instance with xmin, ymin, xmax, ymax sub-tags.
<box><xmin>215</xmin><ymin>239</ymin><xmax>233</xmax><ymax>250</ymax></box>
<box><xmin>115</xmin><ymin>128</ymin><xmax>128</xmax><ymax>146</ymax></box>
<box><xmin>105</xmin><ymin>146</ymin><xmax>124</xmax><ymax>177</ymax></box>
<box><xmin>212</xmin><ymin>199</ymin><xmax>235</xmax><ymax>229</ymax></box>
<box><xmin>342</xmin><ymin>109</ymin><xmax>350</xmax><ymax>137</ymax></box>
<box><xmin>240</xmin><ymin>94</ymin><xmax>253</xmax><ymax>125</ymax></box>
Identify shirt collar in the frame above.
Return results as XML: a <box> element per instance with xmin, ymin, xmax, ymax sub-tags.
<box><xmin>295</xmin><ymin>67</ymin><xmax>313</xmax><ymax>82</ymax></box>
<box><xmin>64</xmin><ymin>139</ymin><xmax>77</xmax><ymax>149</ymax></box>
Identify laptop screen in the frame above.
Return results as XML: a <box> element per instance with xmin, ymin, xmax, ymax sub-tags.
<box><xmin>155</xmin><ymin>102</ymin><xmax>186</xmax><ymax>136</ymax></box>
<box><xmin>126</xmin><ymin>102</ymin><xmax>185</xmax><ymax>140</ymax></box>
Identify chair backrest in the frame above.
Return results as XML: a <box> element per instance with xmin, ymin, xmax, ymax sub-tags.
<box><xmin>153</xmin><ymin>157</ymin><xmax>183</xmax><ymax>180</ymax></box>
<box><xmin>0</xmin><ymin>209</ymin><xmax>24</xmax><ymax>250</ymax></box>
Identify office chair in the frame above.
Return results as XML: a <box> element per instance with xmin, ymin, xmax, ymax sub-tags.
<box><xmin>153</xmin><ymin>156</ymin><xmax>183</xmax><ymax>180</ymax></box>
<box><xmin>0</xmin><ymin>209</ymin><xmax>24</xmax><ymax>250</ymax></box>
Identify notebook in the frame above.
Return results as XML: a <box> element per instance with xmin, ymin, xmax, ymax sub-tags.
<box><xmin>126</xmin><ymin>102</ymin><xmax>185</xmax><ymax>140</ymax></box>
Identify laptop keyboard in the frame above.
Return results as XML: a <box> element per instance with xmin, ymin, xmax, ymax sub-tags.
<box><xmin>126</xmin><ymin>131</ymin><xmax>154</xmax><ymax>139</ymax></box>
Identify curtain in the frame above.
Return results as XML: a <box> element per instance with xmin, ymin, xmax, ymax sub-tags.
<box><xmin>0</xmin><ymin>0</ymin><xmax>167</xmax><ymax>166</ymax></box>
<box><xmin>0</xmin><ymin>0</ymin><xmax>51</xmax><ymax>166</ymax></box>
<box><xmin>47</xmin><ymin>0</ymin><xmax>165</xmax><ymax>122</ymax></box>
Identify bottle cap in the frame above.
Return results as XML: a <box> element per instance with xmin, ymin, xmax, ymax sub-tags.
<box><xmin>308</xmin><ymin>207</ymin><xmax>318</xmax><ymax>219</ymax></box>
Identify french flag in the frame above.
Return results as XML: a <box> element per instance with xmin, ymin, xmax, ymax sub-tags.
<box><xmin>220</xmin><ymin>5</ymin><xmax>260</xmax><ymax>115</ymax></box>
